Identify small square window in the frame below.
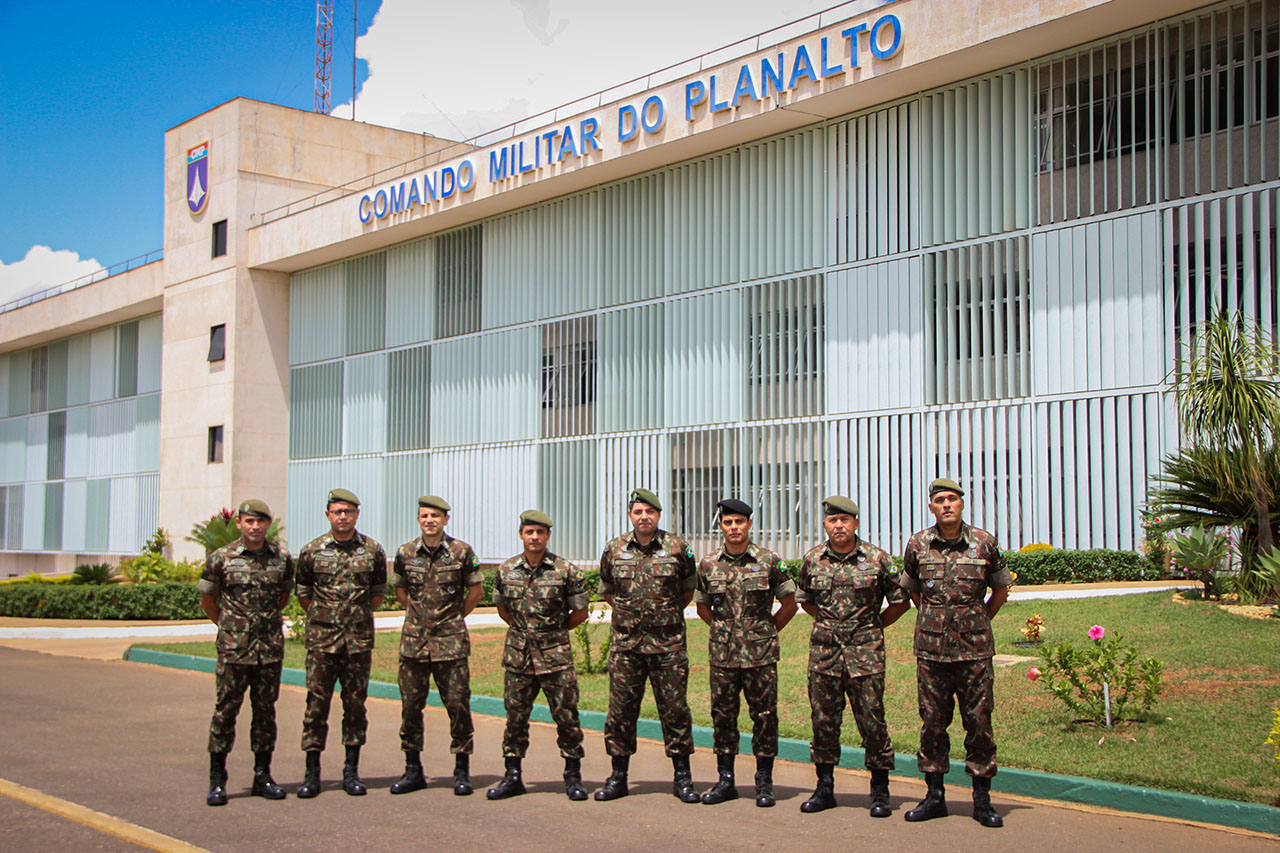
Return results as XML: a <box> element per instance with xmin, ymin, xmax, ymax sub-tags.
<box><xmin>208</xmin><ymin>324</ymin><xmax>226</xmax><ymax>362</ymax></box>
<box><xmin>212</xmin><ymin>220</ymin><xmax>228</xmax><ymax>258</ymax></box>
<box><xmin>208</xmin><ymin>425</ymin><xmax>224</xmax><ymax>463</ymax></box>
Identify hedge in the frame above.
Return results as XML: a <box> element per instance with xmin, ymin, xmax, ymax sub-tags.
<box><xmin>0</xmin><ymin>581</ymin><xmax>204</xmax><ymax>620</ymax></box>
<box><xmin>1005</xmin><ymin>549</ymin><xmax>1159</xmax><ymax>585</ymax></box>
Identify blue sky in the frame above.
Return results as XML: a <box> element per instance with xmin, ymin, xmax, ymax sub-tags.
<box><xmin>0</xmin><ymin>0</ymin><xmax>847</xmax><ymax>302</ymax></box>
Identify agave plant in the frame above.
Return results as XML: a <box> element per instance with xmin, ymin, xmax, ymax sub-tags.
<box><xmin>187</xmin><ymin>508</ymin><xmax>283</xmax><ymax>554</ymax></box>
<box><xmin>1169</xmin><ymin>527</ymin><xmax>1228</xmax><ymax>600</ymax></box>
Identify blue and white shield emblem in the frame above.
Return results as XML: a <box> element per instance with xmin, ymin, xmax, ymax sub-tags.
<box><xmin>187</xmin><ymin>141</ymin><xmax>209</xmax><ymax>214</ymax></box>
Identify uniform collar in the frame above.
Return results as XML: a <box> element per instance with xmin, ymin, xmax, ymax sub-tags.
<box><xmin>926</xmin><ymin>523</ymin><xmax>974</xmax><ymax>550</ymax></box>
<box><xmin>416</xmin><ymin>534</ymin><xmax>452</xmax><ymax>557</ymax></box>
<box><xmin>518</xmin><ymin>551</ymin><xmax>557</xmax><ymax>572</ymax></box>
<box><xmin>623</xmin><ymin>530</ymin><xmax>666</xmax><ymax>553</ymax></box>
<box><xmin>323</xmin><ymin>530</ymin><xmax>365</xmax><ymax>549</ymax></box>
<box><xmin>715</xmin><ymin>541</ymin><xmax>758</xmax><ymax>563</ymax></box>
<box><xmin>234</xmin><ymin>538</ymin><xmax>278</xmax><ymax>558</ymax></box>
<box><xmin>822</xmin><ymin>537</ymin><xmax>864</xmax><ymax>562</ymax></box>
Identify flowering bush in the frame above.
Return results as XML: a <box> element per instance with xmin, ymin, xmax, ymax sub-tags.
<box><xmin>1033</xmin><ymin>625</ymin><xmax>1164</xmax><ymax>727</ymax></box>
<box><xmin>1020</xmin><ymin>614</ymin><xmax>1046</xmax><ymax>642</ymax></box>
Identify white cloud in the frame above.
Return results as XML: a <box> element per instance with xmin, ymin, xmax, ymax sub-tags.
<box><xmin>332</xmin><ymin>0</ymin><xmax>841</xmax><ymax>140</ymax></box>
<box><xmin>0</xmin><ymin>246</ymin><xmax>103</xmax><ymax>307</ymax></box>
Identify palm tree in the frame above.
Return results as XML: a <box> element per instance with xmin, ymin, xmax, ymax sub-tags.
<box><xmin>1174</xmin><ymin>313</ymin><xmax>1280</xmax><ymax>558</ymax></box>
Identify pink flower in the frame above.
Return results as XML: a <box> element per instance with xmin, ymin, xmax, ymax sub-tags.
<box><xmin>1088</xmin><ymin>625</ymin><xmax>1105</xmax><ymax>641</ymax></box>
<box><xmin>1027</xmin><ymin>666</ymin><xmax>1041</xmax><ymax>682</ymax></box>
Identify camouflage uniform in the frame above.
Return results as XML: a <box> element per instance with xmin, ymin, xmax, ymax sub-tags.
<box><xmin>492</xmin><ymin>551</ymin><xmax>590</xmax><ymax>758</ymax></box>
<box><xmin>295</xmin><ymin>531</ymin><xmax>388</xmax><ymax>752</ymax></box>
<box><xmin>597</xmin><ymin>529</ymin><xmax>697</xmax><ymax>757</ymax></box>
<box><xmin>392</xmin><ymin>534</ymin><xmax>482</xmax><ymax>754</ymax></box>
<box><xmin>797</xmin><ymin>538</ymin><xmax>908</xmax><ymax>768</ymax></box>
<box><xmin>693</xmin><ymin>542</ymin><xmax>795</xmax><ymax>757</ymax></box>
<box><xmin>900</xmin><ymin>523</ymin><xmax>1013</xmax><ymax>778</ymax></box>
<box><xmin>198</xmin><ymin>539</ymin><xmax>293</xmax><ymax>754</ymax></box>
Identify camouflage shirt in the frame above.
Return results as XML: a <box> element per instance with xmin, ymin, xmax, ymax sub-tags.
<box><xmin>597</xmin><ymin>529</ymin><xmax>697</xmax><ymax>655</ymax></box>
<box><xmin>900</xmin><ymin>523</ymin><xmax>1014</xmax><ymax>662</ymax></box>
<box><xmin>492</xmin><ymin>551</ymin><xmax>590</xmax><ymax>675</ymax></box>
<box><xmin>693</xmin><ymin>542</ymin><xmax>796</xmax><ymax>668</ymax></box>
<box><xmin>392</xmin><ymin>534</ymin><xmax>482</xmax><ymax>662</ymax></box>
<box><xmin>797</xmin><ymin>538</ymin><xmax>909</xmax><ymax>677</ymax></box>
<box><xmin>198</xmin><ymin>539</ymin><xmax>293</xmax><ymax>665</ymax></box>
<box><xmin>295</xmin><ymin>530</ymin><xmax>388</xmax><ymax>654</ymax></box>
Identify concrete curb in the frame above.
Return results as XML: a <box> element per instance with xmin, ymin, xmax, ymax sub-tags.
<box><xmin>123</xmin><ymin>646</ymin><xmax>1279</xmax><ymax>836</ymax></box>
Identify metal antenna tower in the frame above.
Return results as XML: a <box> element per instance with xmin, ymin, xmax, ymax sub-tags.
<box><xmin>314</xmin><ymin>0</ymin><xmax>334</xmax><ymax>114</ymax></box>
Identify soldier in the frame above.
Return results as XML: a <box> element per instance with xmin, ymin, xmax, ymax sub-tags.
<box><xmin>486</xmin><ymin>510</ymin><xmax>590</xmax><ymax>801</ymax></box>
<box><xmin>294</xmin><ymin>488</ymin><xmax>388</xmax><ymax>798</ymax></box>
<box><xmin>796</xmin><ymin>496</ymin><xmax>911</xmax><ymax>816</ymax></box>
<box><xmin>595</xmin><ymin>488</ymin><xmax>700</xmax><ymax>803</ymax></box>
<box><xmin>198</xmin><ymin>499</ymin><xmax>292</xmax><ymax>807</ymax></box>
<box><xmin>900</xmin><ymin>478</ymin><xmax>1012</xmax><ymax>828</ymax></box>
<box><xmin>388</xmin><ymin>495</ymin><xmax>483</xmax><ymax>796</ymax></box>
<box><xmin>694</xmin><ymin>499</ymin><xmax>797</xmax><ymax>808</ymax></box>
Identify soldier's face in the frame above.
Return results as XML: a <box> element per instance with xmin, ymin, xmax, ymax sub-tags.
<box><xmin>520</xmin><ymin>524</ymin><xmax>550</xmax><ymax>556</ymax></box>
<box><xmin>929</xmin><ymin>491</ymin><xmax>964</xmax><ymax>526</ymax></box>
<box><xmin>628</xmin><ymin>502</ymin><xmax>660</xmax><ymax>535</ymax></box>
<box><xmin>718</xmin><ymin>514</ymin><xmax>751</xmax><ymax>547</ymax></box>
<box><xmin>418</xmin><ymin>507</ymin><xmax>448</xmax><ymax>538</ymax></box>
<box><xmin>326</xmin><ymin>501</ymin><xmax>359</xmax><ymax>535</ymax></box>
<box><xmin>822</xmin><ymin>513</ymin><xmax>859</xmax><ymax>550</ymax></box>
<box><xmin>236</xmin><ymin>514</ymin><xmax>269</xmax><ymax>548</ymax></box>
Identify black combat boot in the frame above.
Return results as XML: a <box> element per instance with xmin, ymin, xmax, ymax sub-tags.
<box><xmin>904</xmin><ymin>771</ymin><xmax>948</xmax><ymax>821</ymax></box>
<box><xmin>390</xmin><ymin>751</ymin><xmax>426</xmax><ymax>794</ymax></box>
<box><xmin>295</xmin><ymin>751</ymin><xmax>321</xmax><ymax>799</ymax></box>
<box><xmin>486</xmin><ymin>756</ymin><xmax>526</xmax><ymax>800</ymax></box>
<box><xmin>342</xmin><ymin>745</ymin><xmax>367</xmax><ymax>796</ymax></box>
<box><xmin>868</xmin><ymin>768</ymin><xmax>891</xmax><ymax>818</ymax></box>
<box><xmin>701</xmin><ymin>753</ymin><xmax>738</xmax><ymax>804</ymax></box>
<box><xmin>800</xmin><ymin>763</ymin><xmax>836</xmax><ymax>813</ymax></box>
<box><xmin>453</xmin><ymin>753</ymin><xmax>473</xmax><ymax>796</ymax></box>
<box><xmin>251</xmin><ymin>750</ymin><xmax>286</xmax><ymax>799</ymax></box>
<box><xmin>971</xmin><ymin>776</ymin><xmax>1003</xmax><ymax>827</ymax></box>
<box><xmin>206</xmin><ymin>752</ymin><xmax>228</xmax><ymax>807</ymax></box>
<box><xmin>672</xmin><ymin>755</ymin><xmax>700</xmax><ymax>803</ymax></box>
<box><xmin>754</xmin><ymin>756</ymin><xmax>776</xmax><ymax>808</ymax></box>
<box><xmin>595</xmin><ymin>755</ymin><xmax>629</xmax><ymax>801</ymax></box>
<box><xmin>563</xmin><ymin>757</ymin><xmax>588</xmax><ymax>801</ymax></box>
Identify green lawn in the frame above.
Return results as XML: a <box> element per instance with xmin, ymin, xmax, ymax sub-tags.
<box><xmin>137</xmin><ymin>591</ymin><xmax>1280</xmax><ymax>805</ymax></box>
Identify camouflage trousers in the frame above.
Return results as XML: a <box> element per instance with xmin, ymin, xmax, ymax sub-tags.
<box><xmin>709</xmin><ymin>664</ymin><xmax>778</xmax><ymax>757</ymax></box>
<box><xmin>501</xmin><ymin>667</ymin><xmax>585</xmax><ymax>759</ymax></box>
<box><xmin>604</xmin><ymin>649</ymin><xmax>694</xmax><ymax>758</ymax></box>
<box><xmin>398</xmin><ymin>656</ymin><xmax>474</xmax><ymax>754</ymax></box>
<box><xmin>301</xmin><ymin>650</ymin><xmax>371</xmax><ymax>752</ymax></box>
<box><xmin>208</xmin><ymin>658</ymin><xmax>282</xmax><ymax>754</ymax></box>
<box><xmin>916</xmin><ymin>657</ymin><xmax>997</xmax><ymax>778</ymax></box>
<box><xmin>808</xmin><ymin>669</ymin><xmax>894</xmax><ymax>768</ymax></box>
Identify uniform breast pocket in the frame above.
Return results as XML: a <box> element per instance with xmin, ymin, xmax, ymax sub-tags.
<box><xmin>651</xmin><ymin>559</ymin><xmax>678</xmax><ymax>578</ymax></box>
<box><xmin>850</xmin><ymin>570</ymin><xmax>876</xmax><ymax>589</ymax></box>
<box><xmin>435</xmin><ymin>569</ymin><xmax>461</xmax><ymax>592</ymax></box>
<box><xmin>611</xmin><ymin>566</ymin><xmax>636</xmax><ymax>587</ymax></box>
<box><xmin>225</xmin><ymin>570</ymin><xmax>251</xmax><ymax>588</ymax></box>
<box><xmin>314</xmin><ymin>560</ymin><xmax>339</xmax><ymax>585</ymax></box>
<box><xmin>503</xmin><ymin>581</ymin><xmax>528</xmax><ymax>600</ymax></box>
<box><xmin>808</xmin><ymin>574</ymin><xmax>833</xmax><ymax>592</ymax></box>
<box><xmin>534</xmin><ymin>581</ymin><xmax>563</xmax><ymax>599</ymax></box>
<box><xmin>404</xmin><ymin>567</ymin><xmax>428</xmax><ymax>587</ymax></box>
<box><xmin>952</xmin><ymin>559</ymin><xmax>987</xmax><ymax>598</ymax></box>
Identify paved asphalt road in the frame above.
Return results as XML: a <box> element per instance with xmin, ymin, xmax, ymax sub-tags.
<box><xmin>0</xmin><ymin>645</ymin><xmax>1274</xmax><ymax>852</ymax></box>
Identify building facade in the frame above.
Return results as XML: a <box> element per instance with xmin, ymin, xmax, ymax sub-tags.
<box><xmin>1</xmin><ymin>0</ymin><xmax>1276</xmax><ymax>573</ymax></box>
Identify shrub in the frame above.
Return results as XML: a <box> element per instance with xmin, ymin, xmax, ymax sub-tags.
<box><xmin>0</xmin><ymin>581</ymin><xmax>204</xmax><ymax>620</ymax></box>
<box><xmin>70</xmin><ymin>564</ymin><xmax>119</xmax><ymax>585</ymax></box>
<box><xmin>1032</xmin><ymin>624</ymin><xmax>1164</xmax><ymax>727</ymax></box>
<box><xmin>283</xmin><ymin>596</ymin><xmax>307</xmax><ymax>642</ymax></box>
<box><xmin>0</xmin><ymin>573</ymin><xmax>72</xmax><ymax>586</ymax></box>
<box><xmin>120</xmin><ymin>553</ymin><xmax>202</xmax><ymax>584</ymax></box>
<box><xmin>1170</xmin><ymin>527</ymin><xmax>1228</xmax><ymax>600</ymax></box>
<box><xmin>572</xmin><ymin>602</ymin><xmax>610</xmax><ymax>674</ymax></box>
<box><xmin>1005</xmin><ymin>549</ymin><xmax>1158</xmax><ymax>585</ymax></box>
<box><xmin>187</xmin><ymin>508</ymin><xmax>283</xmax><ymax>554</ymax></box>
<box><xmin>1020</xmin><ymin>542</ymin><xmax>1054</xmax><ymax>553</ymax></box>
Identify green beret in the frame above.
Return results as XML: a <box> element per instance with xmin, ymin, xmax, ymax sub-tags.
<box><xmin>929</xmin><ymin>478</ymin><xmax>964</xmax><ymax>498</ymax></box>
<box><xmin>327</xmin><ymin>488</ymin><xmax>360</xmax><ymax>507</ymax></box>
<box><xmin>628</xmin><ymin>488</ymin><xmax>662</xmax><ymax>511</ymax></box>
<box><xmin>821</xmin><ymin>495</ymin><xmax>859</xmax><ymax>517</ymax></box>
<box><xmin>236</xmin><ymin>499</ymin><xmax>272</xmax><ymax>520</ymax></box>
<box><xmin>418</xmin><ymin>495</ymin><xmax>451</xmax><ymax>513</ymax></box>
<box><xmin>519</xmin><ymin>509</ymin><xmax>553</xmax><ymax>529</ymax></box>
